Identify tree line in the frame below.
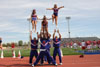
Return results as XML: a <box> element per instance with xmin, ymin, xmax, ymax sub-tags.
<box><xmin>2</xmin><ymin>40</ymin><xmax>29</xmax><ymax>47</ymax></box>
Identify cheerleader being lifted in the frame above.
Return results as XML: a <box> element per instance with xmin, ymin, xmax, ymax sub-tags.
<box><xmin>46</xmin><ymin>4</ymin><xmax>64</xmax><ymax>27</ymax></box>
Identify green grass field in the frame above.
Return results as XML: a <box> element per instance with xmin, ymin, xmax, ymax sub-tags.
<box><xmin>0</xmin><ymin>48</ymin><xmax>83</xmax><ymax>57</ymax></box>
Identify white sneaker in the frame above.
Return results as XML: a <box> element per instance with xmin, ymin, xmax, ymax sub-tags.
<box><xmin>55</xmin><ymin>63</ymin><xmax>58</xmax><ymax>66</ymax></box>
<box><xmin>32</xmin><ymin>64</ymin><xmax>34</xmax><ymax>67</ymax></box>
<box><xmin>60</xmin><ymin>63</ymin><xmax>62</xmax><ymax>65</ymax></box>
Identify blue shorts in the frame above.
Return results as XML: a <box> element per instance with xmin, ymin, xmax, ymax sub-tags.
<box><xmin>43</xmin><ymin>25</ymin><xmax>48</xmax><ymax>28</ymax></box>
<box><xmin>53</xmin><ymin>13</ymin><xmax>58</xmax><ymax>16</ymax></box>
<box><xmin>32</xmin><ymin>17</ymin><xmax>37</xmax><ymax>21</ymax></box>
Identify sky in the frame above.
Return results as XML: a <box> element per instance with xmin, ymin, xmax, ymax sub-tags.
<box><xmin>0</xmin><ymin>0</ymin><xmax>100</xmax><ymax>43</ymax></box>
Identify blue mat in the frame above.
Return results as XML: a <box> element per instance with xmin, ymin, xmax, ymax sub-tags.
<box><xmin>77</xmin><ymin>50</ymin><xmax>100</xmax><ymax>55</ymax></box>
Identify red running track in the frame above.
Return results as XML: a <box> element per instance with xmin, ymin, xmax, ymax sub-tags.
<box><xmin>0</xmin><ymin>55</ymin><xmax>100</xmax><ymax>67</ymax></box>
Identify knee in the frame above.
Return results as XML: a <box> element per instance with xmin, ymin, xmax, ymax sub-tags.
<box><xmin>52</xmin><ymin>15</ymin><xmax>54</xmax><ymax>18</ymax></box>
<box><xmin>35</xmin><ymin>23</ymin><xmax>37</xmax><ymax>26</ymax></box>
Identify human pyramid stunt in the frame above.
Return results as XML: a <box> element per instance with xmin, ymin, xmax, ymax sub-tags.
<box><xmin>29</xmin><ymin>4</ymin><xmax>64</xmax><ymax>67</ymax></box>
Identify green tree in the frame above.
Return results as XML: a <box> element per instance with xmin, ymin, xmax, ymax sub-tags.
<box><xmin>14</xmin><ymin>42</ymin><xmax>18</xmax><ymax>47</ymax></box>
<box><xmin>7</xmin><ymin>43</ymin><xmax>11</xmax><ymax>47</ymax></box>
<box><xmin>2</xmin><ymin>43</ymin><xmax>7</xmax><ymax>47</ymax></box>
<box><xmin>18</xmin><ymin>40</ymin><xmax>23</xmax><ymax>46</ymax></box>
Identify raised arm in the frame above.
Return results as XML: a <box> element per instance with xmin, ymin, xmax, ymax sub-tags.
<box><xmin>46</xmin><ymin>32</ymin><xmax>51</xmax><ymax>39</ymax></box>
<box><xmin>58</xmin><ymin>6</ymin><xmax>64</xmax><ymax>9</ymax></box>
<box><xmin>53</xmin><ymin>29</ymin><xmax>56</xmax><ymax>39</ymax></box>
<box><xmin>30</xmin><ymin>31</ymin><xmax>32</xmax><ymax>40</ymax></box>
<box><xmin>40</xmin><ymin>31</ymin><xmax>43</xmax><ymax>38</ymax></box>
<box><xmin>48</xmin><ymin>33</ymin><xmax>51</xmax><ymax>38</ymax></box>
<box><xmin>37</xmin><ymin>32</ymin><xmax>40</xmax><ymax>40</ymax></box>
<box><xmin>46</xmin><ymin>8</ymin><xmax>53</xmax><ymax>10</ymax></box>
<box><xmin>57</xmin><ymin>30</ymin><xmax>61</xmax><ymax>39</ymax></box>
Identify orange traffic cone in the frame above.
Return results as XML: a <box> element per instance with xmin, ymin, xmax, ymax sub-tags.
<box><xmin>1</xmin><ymin>50</ymin><xmax>4</xmax><ymax>59</ymax></box>
<box><xmin>12</xmin><ymin>50</ymin><xmax>16</xmax><ymax>58</ymax></box>
<box><xmin>18</xmin><ymin>50</ymin><xmax>21</xmax><ymax>59</ymax></box>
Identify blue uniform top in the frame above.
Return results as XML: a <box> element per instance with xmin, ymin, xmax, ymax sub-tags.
<box><xmin>53</xmin><ymin>8</ymin><xmax>59</xmax><ymax>14</ymax></box>
<box><xmin>31</xmin><ymin>14</ymin><xmax>37</xmax><ymax>21</ymax></box>
<box><xmin>0</xmin><ymin>40</ymin><xmax>2</xmax><ymax>43</ymax></box>
<box><xmin>31</xmin><ymin>40</ymin><xmax>38</xmax><ymax>49</ymax></box>
<box><xmin>45</xmin><ymin>37</ymin><xmax>51</xmax><ymax>50</ymax></box>
<box><xmin>53</xmin><ymin>38</ymin><xmax>61</xmax><ymax>48</ymax></box>
<box><xmin>53</xmin><ymin>8</ymin><xmax>59</xmax><ymax>16</ymax></box>
<box><xmin>40</xmin><ymin>38</ymin><xmax>49</xmax><ymax>49</ymax></box>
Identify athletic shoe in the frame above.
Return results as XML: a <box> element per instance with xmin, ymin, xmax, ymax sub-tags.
<box><xmin>60</xmin><ymin>63</ymin><xmax>62</xmax><ymax>65</ymax></box>
<box><xmin>32</xmin><ymin>64</ymin><xmax>34</xmax><ymax>67</ymax></box>
<box><xmin>49</xmin><ymin>62</ymin><xmax>52</xmax><ymax>65</ymax></box>
<box><xmin>55</xmin><ymin>63</ymin><xmax>58</xmax><ymax>66</ymax></box>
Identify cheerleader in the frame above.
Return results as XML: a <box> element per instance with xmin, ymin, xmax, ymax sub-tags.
<box><xmin>47</xmin><ymin>4</ymin><xmax>64</xmax><ymax>27</ymax></box>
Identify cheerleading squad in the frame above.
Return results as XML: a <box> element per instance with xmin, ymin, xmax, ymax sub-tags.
<box><xmin>29</xmin><ymin>29</ymin><xmax>62</xmax><ymax>67</ymax></box>
<box><xmin>30</xmin><ymin>4</ymin><xmax>64</xmax><ymax>33</ymax></box>
<box><xmin>66</xmin><ymin>40</ymin><xmax>100</xmax><ymax>50</ymax></box>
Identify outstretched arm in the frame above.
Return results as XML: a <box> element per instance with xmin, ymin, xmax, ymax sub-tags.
<box><xmin>57</xmin><ymin>30</ymin><xmax>61</xmax><ymax>39</ymax></box>
<box><xmin>38</xmin><ymin>18</ymin><xmax>52</xmax><ymax>20</ymax></box>
<box><xmin>46</xmin><ymin>8</ymin><xmax>53</xmax><ymax>10</ymax></box>
<box><xmin>30</xmin><ymin>31</ymin><xmax>32</xmax><ymax>40</ymax></box>
<box><xmin>53</xmin><ymin>29</ymin><xmax>56</xmax><ymax>39</ymax></box>
<box><xmin>58</xmin><ymin>6</ymin><xmax>64</xmax><ymax>9</ymax></box>
<box><xmin>27</xmin><ymin>17</ymin><xmax>31</xmax><ymax>22</ymax></box>
<box><xmin>46</xmin><ymin>18</ymin><xmax>52</xmax><ymax>20</ymax></box>
<box><xmin>37</xmin><ymin>16</ymin><xmax>42</xmax><ymax>20</ymax></box>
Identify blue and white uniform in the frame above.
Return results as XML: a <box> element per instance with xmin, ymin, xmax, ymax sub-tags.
<box><xmin>46</xmin><ymin>38</ymin><xmax>51</xmax><ymax>52</ymax></box>
<box><xmin>33</xmin><ymin>38</ymin><xmax>56</xmax><ymax>66</ymax></box>
<box><xmin>53</xmin><ymin>8</ymin><xmax>59</xmax><ymax>16</ymax></box>
<box><xmin>31</xmin><ymin>14</ymin><xmax>37</xmax><ymax>21</ymax></box>
<box><xmin>41</xmin><ymin>37</ymin><xmax>51</xmax><ymax>64</ymax></box>
<box><xmin>29</xmin><ymin>40</ymin><xmax>38</xmax><ymax>64</ymax></box>
<box><xmin>53</xmin><ymin>38</ymin><xmax>62</xmax><ymax>63</ymax></box>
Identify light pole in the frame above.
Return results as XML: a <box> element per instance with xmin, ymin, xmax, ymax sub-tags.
<box><xmin>66</xmin><ymin>17</ymin><xmax>71</xmax><ymax>39</ymax></box>
<box><xmin>27</xmin><ymin>18</ymin><xmax>31</xmax><ymax>49</ymax></box>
